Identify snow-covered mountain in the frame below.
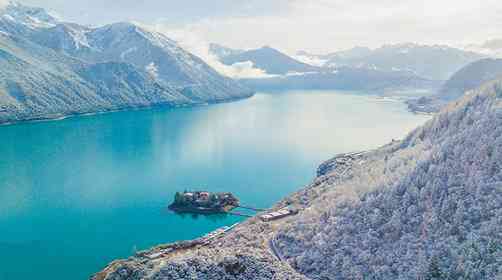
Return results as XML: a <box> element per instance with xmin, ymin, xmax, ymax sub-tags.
<box><xmin>210</xmin><ymin>44</ymin><xmax>439</xmax><ymax>92</ymax></box>
<box><xmin>294</xmin><ymin>47</ymin><xmax>372</xmax><ymax>67</ymax></box>
<box><xmin>464</xmin><ymin>39</ymin><xmax>502</xmax><ymax>58</ymax></box>
<box><xmin>30</xmin><ymin>21</ymin><xmax>252</xmax><ymax>101</ymax></box>
<box><xmin>0</xmin><ymin>2</ymin><xmax>252</xmax><ymax>124</ymax></box>
<box><xmin>275</xmin><ymin>77</ymin><xmax>502</xmax><ymax>279</ymax></box>
<box><xmin>0</xmin><ymin>1</ymin><xmax>58</xmax><ymax>30</ymax></box>
<box><xmin>407</xmin><ymin>58</ymin><xmax>502</xmax><ymax>113</ymax></box>
<box><xmin>440</xmin><ymin>58</ymin><xmax>502</xmax><ymax>99</ymax></box>
<box><xmin>295</xmin><ymin>44</ymin><xmax>485</xmax><ymax>81</ymax></box>
<box><xmin>219</xmin><ymin>46</ymin><xmax>321</xmax><ymax>75</ymax></box>
<box><xmin>0</xmin><ymin>30</ymin><xmax>189</xmax><ymax>123</ymax></box>
<box><xmin>323</xmin><ymin>43</ymin><xmax>485</xmax><ymax>81</ymax></box>
<box><xmin>241</xmin><ymin>67</ymin><xmax>439</xmax><ymax>92</ymax></box>
<box><xmin>93</xmin><ymin>67</ymin><xmax>502</xmax><ymax>280</ymax></box>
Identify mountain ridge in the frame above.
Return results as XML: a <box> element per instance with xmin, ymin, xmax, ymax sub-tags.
<box><xmin>211</xmin><ymin>44</ymin><xmax>441</xmax><ymax>92</ymax></box>
<box><xmin>220</xmin><ymin>45</ymin><xmax>321</xmax><ymax>75</ymax></box>
<box><xmin>324</xmin><ymin>43</ymin><xmax>485</xmax><ymax>80</ymax></box>
<box><xmin>0</xmin><ymin>2</ymin><xmax>252</xmax><ymax>124</ymax></box>
<box><xmin>407</xmin><ymin>58</ymin><xmax>502</xmax><ymax>113</ymax></box>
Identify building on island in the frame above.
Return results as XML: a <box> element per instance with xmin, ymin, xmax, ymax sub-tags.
<box><xmin>169</xmin><ymin>191</ymin><xmax>239</xmax><ymax>214</ymax></box>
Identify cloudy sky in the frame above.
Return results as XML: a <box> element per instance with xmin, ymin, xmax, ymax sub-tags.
<box><xmin>14</xmin><ymin>0</ymin><xmax>502</xmax><ymax>53</ymax></box>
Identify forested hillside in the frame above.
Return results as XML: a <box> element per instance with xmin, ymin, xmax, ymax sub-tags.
<box><xmin>275</xmin><ymin>79</ymin><xmax>502</xmax><ymax>279</ymax></box>
<box><xmin>94</xmin><ymin>77</ymin><xmax>502</xmax><ymax>280</ymax></box>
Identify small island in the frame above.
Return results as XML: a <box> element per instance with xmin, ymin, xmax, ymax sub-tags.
<box><xmin>168</xmin><ymin>191</ymin><xmax>240</xmax><ymax>214</ymax></box>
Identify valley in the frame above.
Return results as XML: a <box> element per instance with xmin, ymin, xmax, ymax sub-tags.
<box><xmin>1</xmin><ymin>1</ymin><xmax>501</xmax><ymax>280</ymax></box>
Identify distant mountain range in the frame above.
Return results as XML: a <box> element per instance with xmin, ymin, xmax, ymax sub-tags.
<box><xmin>219</xmin><ymin>46</ymin><xmax>320</xmax><ymax>75</ymax></box>
<box><xmin>210</xmin><ymin>43</ymin><xmax>487</xmax><ymax>93</ymax></box>
<box><xmin>440</xmin><ymin>58</ymin><xmax>502</xmax><ymax>99</ymax></box>
<box><xmin>407</xmin><ymin>58</ymin><xmax>502</xmax><ymax>113</ymax></box>
<box><xmin>210</xmin><ymin>44</ymin><xmax>440</xmax><ymax>92</ymax></box>
<box><xmin>295</xmin><ymin>47</ymin><xmax>372</xmax><ymax>67</ymax></box>
<box><xmin>465</xmin><ymin>38</ymin><xmax>502</xmax><ymax>58</ymax></box>
<box><xmin>298</xmin><ymin>43</ymin><xmax>486</xmax><ymax>81</ymax></box>
<box><xmin>241</xmin><ymin>68</ymin><xmax>439</xmax><ymax>92</ymax></box>
<box><xmin>0</xmin><ymin>2</ymin><xmax>252</xmax><ymax>124</ymax></box>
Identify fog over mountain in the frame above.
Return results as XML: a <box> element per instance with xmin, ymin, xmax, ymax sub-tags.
<box><xmin>464</xmin><ymin>39</ymin><xmax>502</xmax><ymax>58</ymax></box>
<box><xmin>210</xmin><ymin>44</ymin><xmax>468</xmax><ymax>93</ymax></box>
<box><xmin>220</xmin><ymin>46</ymin><xmax>320</xmax><ymax>76</ymax></box>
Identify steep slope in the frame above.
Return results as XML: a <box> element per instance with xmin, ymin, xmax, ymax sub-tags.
<box><xmin>93</xmin><ymin>71</ymin><xmax>502</xmax><ymax>280</ymax></box>
<box><xmin>29</xmin><ymin>23</ymin><xmax>94</xmax><ymax>56</ymax></box>
<box><xmin>0</xmin><ymin>34</ymin><xmax>186</xmax><ymax>124</ymax></box>
<box><xmin>93</xmin><ymin>72</ymin><xmax>502</xmax><ymax>280</ymax></box>
<box><xmin>275</xmin><ymin>79</ymin><xmax>502</xmax><ymax>279</ymax></box>
<box><xmin>326</xmin><ymin>43</ymin><xmax>485</xmax><ymax>80</ymax></box>
<box><xmin>407</xmin><ymin>58</ymin><xmax>502</xmax><ymax>113</ymax></box>
<box><xmin>440</xmin><ymin>58</ymin><xmax>502</xmax><ymax>99</ymax></box>
<box><xmin>0</xmin><ymin>1</ymin><xmax>58</xmax><ymax>30</ymax></box>
<box><xmin>0</xmin><ymin>2</ymin><xmax>252</xmax><ymax>124</ymax></box>
<box><xmin>30</xmin><ymin>22</ymin><xmax>252</xmax><ymax>102</ymax></box>
<box><xmin>221</xmin><ymin>46</ymin><xmax>320</xmax><ymax>75</ymax></box>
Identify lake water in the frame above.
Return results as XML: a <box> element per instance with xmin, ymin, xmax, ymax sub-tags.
<box><xmin>0</xmin><ymin>91</ymin><xmax>429</xmax><ymax>280</ymax></box>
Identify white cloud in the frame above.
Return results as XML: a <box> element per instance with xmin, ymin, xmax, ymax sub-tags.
<box><xmin>293</xmin><ymin>54</ymin><xmax>328</xmax><ymax>67</ymax></box>
<box><xmin>224</xmin><ymin>61</ymin><xmax>276</xmax><ymax>79</ymax></box>
<box><xmin>151</xmin><ymin>23</ymin><xmax>276</xmax><ymax>79</ymax></box>
<box><xmin>0</xmin><ymin>0</ymin><xmax>10</xmax><ymax>8</ymax></box>
<box><xmin>153</xmin><ymin>0</ymin><xmax>502</xmax><ymax>54</ymax></box>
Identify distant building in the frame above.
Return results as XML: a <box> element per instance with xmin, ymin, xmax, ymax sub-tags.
<box><xmin>260</xmin><ymin>207</ymin><xmax>299</xmax><ymax>222</ymax></box>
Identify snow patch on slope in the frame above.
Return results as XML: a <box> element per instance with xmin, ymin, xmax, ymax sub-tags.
<box><xmin>120</xmin><ymin>47</ymin><xmax>137</xmax><ymax>60</ymax></box>
<box><xmin>0</xmin><ymin>1</ymin><xmax>58</xmax><ymax>29</ymax></box>
<box><xmin>145</xmin><ymin>62</ymin><xmax>159</xmax><ymax>79</ymax></box>
<box><xmin>293</xmin><ymin>54</ymin><xmax>328</xmax><ymax>67</ymax></box>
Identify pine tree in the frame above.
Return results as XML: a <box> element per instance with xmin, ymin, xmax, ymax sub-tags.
<box><xmin>425</xmin><ymin>257</ymin><xmax>444</xmax><ymax>280</ymax></box>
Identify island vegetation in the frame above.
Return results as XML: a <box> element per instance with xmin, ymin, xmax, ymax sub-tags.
<box><xmin>168</xmin><ymin>191</ymin><xmax>240</xmax><ymax>214</ymax></box>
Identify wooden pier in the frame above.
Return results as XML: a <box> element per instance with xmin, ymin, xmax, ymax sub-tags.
<box><xmin>227</xmin><ymin>211</ymin><xmax>254</xmax><ymax>218</ymax></box>
<box><xmin>236</xmin><ymin>205</ymin><xmax>266</xmax><ymax>212</ymax></box>
<box><xmin>227</xmin><ymin>204</ymin><xmax>267</xmax><ymax>218</ymax></box>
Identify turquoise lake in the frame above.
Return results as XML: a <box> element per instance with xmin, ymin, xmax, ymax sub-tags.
<box><xmin>0</xmin><ymin>91</ymin><xmax>430</xmax><ymax>280</ymax></box>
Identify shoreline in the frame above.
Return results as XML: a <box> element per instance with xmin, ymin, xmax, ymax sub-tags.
<box><xmin>0</xmin><ymin>94</ymin><xmax>254</xmax><ymax>127</ymax></box>
<box><xmin>92</xmin><ymin>151</ymin><xmax>366</xmax><ymax>280</ymax></box>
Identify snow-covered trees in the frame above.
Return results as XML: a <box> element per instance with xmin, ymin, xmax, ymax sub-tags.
<box><xmin>276</xmin><ymin>80</ymin><xmax>502</xmax><ymax>279</ymax></box>
<box><xmin>96</xmin><ymin>80</ymin><xmax>502</xmax><ymax>280</ymax></box>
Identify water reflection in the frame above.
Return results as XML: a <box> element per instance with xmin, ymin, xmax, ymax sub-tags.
<box><xmin>0</xmin><ymin>91</ymin><xmax>430</xmax><ymax>280</ymax></box>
